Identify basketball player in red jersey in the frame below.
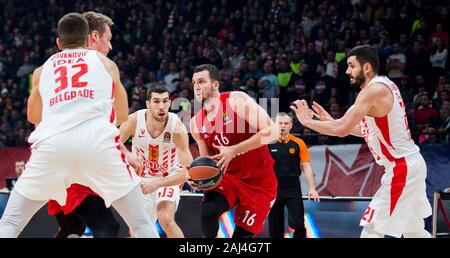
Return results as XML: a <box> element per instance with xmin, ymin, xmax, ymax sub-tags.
<box><xmin>47</xmin><ymin>11</ymin><xmax>129</xmax><ymax>238</ymax></box>
<box><xmin>291</xmin><ymin>45</ymin><xmax>431</xmax><ymax>238</ymax></box>
<box><xmin>190</xmin><ymin>64</ymin><xmax>279</xmax><ymax>238</ymax></box>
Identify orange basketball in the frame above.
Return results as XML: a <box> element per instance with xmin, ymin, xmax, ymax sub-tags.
<box><xmin>188</xmin><ymin>156</ymin><xmax>223</xmax><ymax>191</ymax></box>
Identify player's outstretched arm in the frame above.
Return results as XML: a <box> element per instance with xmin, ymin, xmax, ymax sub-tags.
<box><xmin>27</xmin><ymin>67</ymin><xmax>43</xmax><ymax>124</ymax></box>
<box><xmin>311</xmin><ymin>101</ymin><xmax>362</xmax><ymax>137</ymax></box>
<box><xmin>291</xmin><ymin>84</ymin><xmax>386</xmax><ymax>137</ymax></box>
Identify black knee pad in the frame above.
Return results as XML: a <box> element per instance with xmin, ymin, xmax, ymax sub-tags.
<box><xmin>200</xmin><ymin>192</ymin><xmax>229</xmax><ymax>238</ymax></box>
<box><xmin>201</xmin><ymin>201</ymin><xmax>223</xmax><ymax>221</ymax></box>
<box><xmin>201</xmin><ymin>192</ymin><xmax>229</xmax><ymax>221</ymax></box>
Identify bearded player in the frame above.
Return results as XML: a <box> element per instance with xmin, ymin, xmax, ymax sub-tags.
<box><xmin>291</xmin><ymin>45</ymin><xmax>432</xmax><ymax>238</ymax></box>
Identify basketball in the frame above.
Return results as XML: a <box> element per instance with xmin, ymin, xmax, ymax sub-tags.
<box><xmin>188</xmin><ymin>156</ymin><xmax>223</xmax><ymax>191</ymax></box>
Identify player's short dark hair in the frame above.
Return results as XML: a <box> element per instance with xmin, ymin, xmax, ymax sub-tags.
<box><xmin>57</xmin><ymin>13</ymin><xmax>89</xmax><ymax>48</ymax></box>
<box><xmin>147</xmin><ymin>82</ymin><xmax>170</xmax><ymax>100</ymax></box>
<box><xmin>193</xmin><ymin>64</ymin><xmax>220</xmax><ymax>82</ymax></box>
<box><xmin>346</xmin><ymin>45</ymin><xmax>380</xmax><ymax>74</ymax></box>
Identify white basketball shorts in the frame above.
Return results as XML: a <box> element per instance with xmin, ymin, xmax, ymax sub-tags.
<box><xmin>360</xmin><ymin>152</ymin><xmax>432</xmax><ymax>237</ymax></box>
<box><xmin>14</xmin><ymin>117</ymin><xmax>141</xmax><ymax>207</ymax></box>
<box><xmin>141</xmin><ymin>175</ymin><xmax>181</xmax><ymax>222</ymax></box>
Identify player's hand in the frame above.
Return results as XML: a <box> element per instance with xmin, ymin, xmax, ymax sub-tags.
<box><xmin>186</xmin><ymin>174</ymin><xmax>201</xmax><ymax>191</ymax></box>
<box><xmin>141</xmin><ymin>180</ymin><xmax>161</xmax><ymax>195</ymax></box>
<box><xmin>307</xmin><ymin>189</ymin><xmax>320</xmax><ymax>202</ymax></box>
<box><xmin>290</xmin><ymin>99</ymin><xmax>314</xmax><ymax>125</ymax></box>
<box><xmin>128</xmin><ymin>157</ymin><xmax>143</xmax><ymax>176</ymax></box>
<box><xmin>211</xmin><ymin>144</ymin><xmax>237</xmax><ymax>174</ymax></box>
<box><xmin>311</xmin><ymin>101</ymin><xmax>334</xmax><ymax>121</ymax></box>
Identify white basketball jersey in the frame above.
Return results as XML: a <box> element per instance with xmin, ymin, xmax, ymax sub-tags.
<box><xmin>28</xmin><ymin>48</ymin><xmax>115</xmax><ymax>145</ymax></box>
<box><xmin>132</xmin><ymin>110</ymin><xmax>180</xmax><ymax>178</ymax></box>
<box><xmin>359</xmin><ymin>76</ymin><xmax>419</xmax><ymax>167</ymax></box>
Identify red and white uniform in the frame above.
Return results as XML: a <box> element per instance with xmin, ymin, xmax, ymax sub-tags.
<box><xmin>132</xmin><ymin>110</ymin><xmax>182</xmax><ymax>221</ymax></box>
<box><xmin>359</xmin><ymin>76</ymin><xmax>432</xmax><ymax>237</ymax></box>
<box><xmin>14</xmin><ymin>48</ymin><xmax>140</xmax><ymax>208</ymax></box>
<box><xmin>194</xmin><ymin>92</ymin><xmax>277</xmax><ymax>235</ymax></box>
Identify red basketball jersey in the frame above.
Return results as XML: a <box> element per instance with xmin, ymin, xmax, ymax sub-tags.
<box><xmin>194</xmin><ymin>92</ymin><xmax>274</xmax><ymax>180</ymax></box>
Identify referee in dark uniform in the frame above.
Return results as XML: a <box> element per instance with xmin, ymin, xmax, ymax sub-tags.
<box><xmin>268</xmin><ymin>112</ymin><xmax>320</xmax><ymax>238</ymax></box>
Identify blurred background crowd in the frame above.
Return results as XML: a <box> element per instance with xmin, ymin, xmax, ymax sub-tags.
<box><xmin>0</xmin><ymin>0</ymin><xmax>449</xmax><ymax>147</ymax></box>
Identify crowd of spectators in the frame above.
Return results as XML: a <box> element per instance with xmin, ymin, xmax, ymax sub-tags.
<box><xmin>0</xmin><ymin>0</ymin><xmax>449</xmax><ymax>147</ymax></box>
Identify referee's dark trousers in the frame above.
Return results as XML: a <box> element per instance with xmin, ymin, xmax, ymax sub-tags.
<box><xmin>268</xmin><ymin>177</ymin><xmax>307</xmax><ymax>238</ymax></box>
